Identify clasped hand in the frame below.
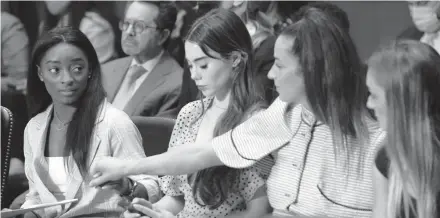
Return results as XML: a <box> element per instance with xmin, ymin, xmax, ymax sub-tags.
<box><xmin>122</xmin><ymin>198</ymin><xmax>175</xmax><ymax>218</ymax></box>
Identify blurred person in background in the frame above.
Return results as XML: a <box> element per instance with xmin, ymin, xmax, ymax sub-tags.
<box><xmin>398</xmin><ymin>1</ymin><xmax>440</xmax><ymax>54</ymax></box>
<box><xmin>40</xmin><ymin>1</ymin><xmax>118</xmax><ymax>64</ymax></box>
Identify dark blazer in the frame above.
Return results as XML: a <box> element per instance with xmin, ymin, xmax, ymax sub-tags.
<box><xmin>397</xmin><ymin>25</ymin><xmax>424</xmax><ymax>41</ymax></box>
<box><xmin>101</xmin><ymin>52</ymin><xmax>183</xmax><ymax>118</ymax></box>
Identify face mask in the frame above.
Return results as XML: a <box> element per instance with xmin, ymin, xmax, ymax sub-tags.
<box><xmin>409</xmin><ymin>5</ymin><xmax>440</xmax><ymax>33</ymax></box>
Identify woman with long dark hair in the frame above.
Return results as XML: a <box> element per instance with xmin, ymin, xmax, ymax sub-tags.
<box><xmin>122</xmin><ymin>9</ymin><xmax>270</xmax><ymax>218</ymax></box>
<box><xmin>367</xmin><ymin>40</ymin><xmax>440</xmax><ymax>218</ymax></box>
<box><xmin>21</xmin><ymin>27</ymin><xmax>159</xmax><ymax>218</ymax></box>
<box><xmin>91</xmin><ymin>6</ymin><xmax>384</xmax><ymax>218</ymax></box>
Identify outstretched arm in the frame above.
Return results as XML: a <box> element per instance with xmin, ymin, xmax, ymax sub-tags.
<box><xmin>131</xmin><ymin>141</ymin><xmax>222</xmax><ymax>175</ymax></box>
<box><xmin>90</xmin><ymin>99</ymin><xmax>290</xmax><ymax>187</ymax></box>
<box><xmin>90</xmin><ymin>141</ymin><xmax>222</xmax><ymax>187</ymax></box>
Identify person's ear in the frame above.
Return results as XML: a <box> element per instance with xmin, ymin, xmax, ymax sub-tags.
<box><xmin>37</xmin><ymin>65</ymin><xmax>44</xmax><ymax>82</ymax></box>
<box><xmin>230</xmin><ymin>51</ymin><xmax>248</xmax><ymax>68</ymax></box>
<box><xmin>159</xmin><ymin>29</ymin><xmax>171</xmax><ymax>46</ymax></box>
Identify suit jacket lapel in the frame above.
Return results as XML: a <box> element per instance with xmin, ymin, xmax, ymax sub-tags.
<box><xmin>106</xmin><ymin>57</ymin><xmax>132</xmax><ymax>102</ymax></box>
<box><xmin>123</xmin><ymin>53</ymin><xmax>171</xmax><ymax>116</ymax></box>
<box><xmin>63</xmin><ymin>102</ymin><xmax>106</xmax><ymax>212</ymax></box>
<box><xmin>31</xmin><ymin>105</ymin><xmax>63</xmax><ymax>217</ymax></box>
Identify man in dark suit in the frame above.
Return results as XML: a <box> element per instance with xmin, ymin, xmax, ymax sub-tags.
<box><xmin>102</xmin><ymin>1</ymin><xmax>182</xmax><ymax>118</ymax></box>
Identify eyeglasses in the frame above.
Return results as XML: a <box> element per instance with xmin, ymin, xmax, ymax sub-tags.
<box><xmin>119</xmin><ymin>20</ymin><xmax>159</xmax><ymax>34</ymax></box>
<box><xmin>407</xmin><ymin>1</ymin><xmax>430</xmax><ymax>6</ymax></box>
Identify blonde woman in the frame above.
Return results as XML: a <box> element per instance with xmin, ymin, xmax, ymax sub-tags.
<box><xmin>367</xmin><ymin>40</ymin><xmax>440</xmax><ymax>218</ymax></box>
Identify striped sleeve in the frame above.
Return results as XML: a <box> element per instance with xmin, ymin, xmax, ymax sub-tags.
<box><xmin>211</xmin><ymin>98</ymin><xmax>293</xmax><ymax>168</ymax></box>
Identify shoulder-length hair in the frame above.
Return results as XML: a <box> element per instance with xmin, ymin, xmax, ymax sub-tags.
<box><xmin>27</xmin><ymin>26</ymin><xmax>106</xmax><ymax>175</ymax></box>
<box><xmin>280</xmin><ymin>7</ymin><xmax>370</xmax><ymax>157</ymax></box>
<box><xmin>368</xmin><ymin>40</ymin><xmax>440</xmax><ymax>218</ymax></box>
<box><xmin>185</xmin><ymin>8</ymin><xmax>266</xmax><ymax>209</ymax></box>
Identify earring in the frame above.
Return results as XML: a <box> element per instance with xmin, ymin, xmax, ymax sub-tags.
<box><xmin>88</xmin><ymin>74</ymin><xmax>91</xmax><ymax>79</ymax></box>
<box><xmin>232</xmin><ymin>59</ymin><xmax>239</xmax><ymax>68</ymax></box>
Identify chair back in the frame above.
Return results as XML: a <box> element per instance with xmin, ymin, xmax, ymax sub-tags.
<box><xmin>1</xmin><ymin>106</ymin><xmax>14</xmax><ymax>200</ymax></box>
<box><xmin>131</xmin><ymin>116</ymin><xmax>175</xmax><ymax>157</ymax></box>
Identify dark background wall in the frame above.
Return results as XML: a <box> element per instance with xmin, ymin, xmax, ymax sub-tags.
<box><xmin>332</xmin><ymin>1</ymin><xmax>413</xmax><ymax>61</ymax></box>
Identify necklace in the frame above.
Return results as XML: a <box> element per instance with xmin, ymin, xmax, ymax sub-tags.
<box><xmin>53</xmin><ymin>111</ymin><xmax>71</xmax><ymax>131</ymax></box>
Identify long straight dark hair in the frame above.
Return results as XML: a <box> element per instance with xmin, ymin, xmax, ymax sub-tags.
<box><xmin>185</xmin><ymin>9</ymin><xmax>266</xmax><ymax>209</ymax></box>
<box><xmin>282</xmin><ymin>7</ymin><xmax>370</xmax><ymax>162</ymax></box>
<box><xmin>27</xmin><ymin>26</ymin><xmax>106</xmax><ymax>175</ymax></box>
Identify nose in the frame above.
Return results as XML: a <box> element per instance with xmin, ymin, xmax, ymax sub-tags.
<box><xmin>126</xmin><ymin>23</ymin><xmax>136</xmax><ymax>36</ymax></box>
<box><xmin>60</xmin><ymin>70</ymin><xmax>74</xmax><ymax>85</ymax></box>
<box><xmin>190</xmin><ymin>68</ymin><xmax>201</xmax><ymax>81</ymax></box>
<box><xmin>366</xmin><ymin>96</ymin><xmax>373</xmax><ymax>110</ymax></box>
<box><xmin>267</xmin><ymin>66</ymin><xmax>276</xmax><ymax>80</ymax></box>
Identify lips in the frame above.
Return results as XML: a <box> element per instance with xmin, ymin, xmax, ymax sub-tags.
<box><xmin>59</xmin><ymin>89</ymin><xmax>77</xmax><ymax>96</ymax></box>
<box><xmin>123</xmin><ymin>39</ymin><xmax>137</xmax><ymax>46</ymax></box>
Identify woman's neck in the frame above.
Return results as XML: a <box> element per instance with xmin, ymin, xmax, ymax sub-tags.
<box><xmin>212</xmin><ymin>88</ymin><xmax>231</xmax><ymax>110</ymax></box>
<box><xmin>53</xmin><ymin>103</ymin><xmax>77</xmax><ymax>124</ymax></box>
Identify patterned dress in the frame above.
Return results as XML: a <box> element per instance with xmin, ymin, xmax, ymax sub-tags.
<box><xmin>160</xmin><ymin>98</ymin><xmax>267</xmax><ymax>218</ymax></box>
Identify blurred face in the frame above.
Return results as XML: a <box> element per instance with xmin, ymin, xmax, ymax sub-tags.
<box><xmin>185</xmin><ymin>41</ymin><xmax>234</xmax><ymax>98</ymax></box>
<box><xmin>45</xmin><ymin>1</ymin><xmax>71</xmax><ymax>16</ymax></box>
<box><xmin>220</xmin><ymin>1</ymin><xmax>247</xmax><ymax>18</ymax></box>
<box><xmin>268</xmin><ymin>35</ymin><xmax>306</xmax><ymax>104</ymax></box>
<box><xmin>38</xmin><ymin>43</ymin><xmax>89</xmax><ymax>106</ymax></box>
<box><xmin>408</xmin><ymin>1</ymin><xmax>440</xmax><ymax>33</ymax></box>
<box><xmin>366</xmin><ymin>70</ymin><xmax>387</xmax><ymax>129</ymax></box>
<box><xmin>121</xmin><ymin>2</ymin><xmax>164</xmax><ymax>57</ymax></box>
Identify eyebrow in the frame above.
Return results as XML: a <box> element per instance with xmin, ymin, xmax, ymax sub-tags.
<box><xmin>45</xmin><ymin>58</ymin><xmax>85</xmax><ymax>64</ymax></box>
<box><xmin>45</xmin><ymin>60</ymin><xmax>60</xmax><ymax>64</ymax></box>
<box><xmin>186</xmin><ymin>56</ymin><xmax>208</xmax><ymax>63</ymax></box>
<box><xmin>70</xmin><ymin>58</ymin><xmax>85</xmax><ymax>63</ymax></box>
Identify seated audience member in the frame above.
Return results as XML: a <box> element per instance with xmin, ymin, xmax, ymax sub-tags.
<box><xmin>1</xmin><ymin>12</ymin><xmax>29</xmax><ymax>95</ymax></box>
<box><xmin>101</xmin><ymin>1</ymin><xmax>183</xmax><ymax>119</ymax></box>
<box><xmin>19</xmin><ymin>26</ymin><xmax>160</xmax><ymax>218</ymax></box>
<box><xmin>367</xmin><ymin>40</ymin><xmax>440</xmax><ymax>218</ymax></box>
<box><xmin>398</xmin><ymin>1</ymin><xmax>440</xmax><ymax>53</ymax></box>
<box><xmin>1</xmin><ymin>11</ymin><xmax>30</xmax><ymax>208</ymax></box>
<box><xmin>122</xmin><ymin>9</ymin><xmax>271</xmax><ymax>218</ymax></box>
<box><xmin>41</xmin><ymin>1</ymin><xmax>118</xmax><ymax>64</ymax></box>
<box><xmin>260</xmin><ymin>1</ymin><xmax>309</xmax><ymax>34</ymax></box>
<box><xmin>91</xmin><ymin>6</ymin><xmax>385</xmax><ymax>218</ymax></box>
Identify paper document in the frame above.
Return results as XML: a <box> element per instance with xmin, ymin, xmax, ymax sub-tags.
<box><xmin>1</xmin><ymin>199</ymin><xmax>78</xmax><ymax>218</ymax></box>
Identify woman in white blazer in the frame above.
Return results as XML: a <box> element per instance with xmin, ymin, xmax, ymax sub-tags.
<box><xmin>20</xmin><ymin>26</ymin><xmax>160</xmax><ymax>218</ymax></box>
